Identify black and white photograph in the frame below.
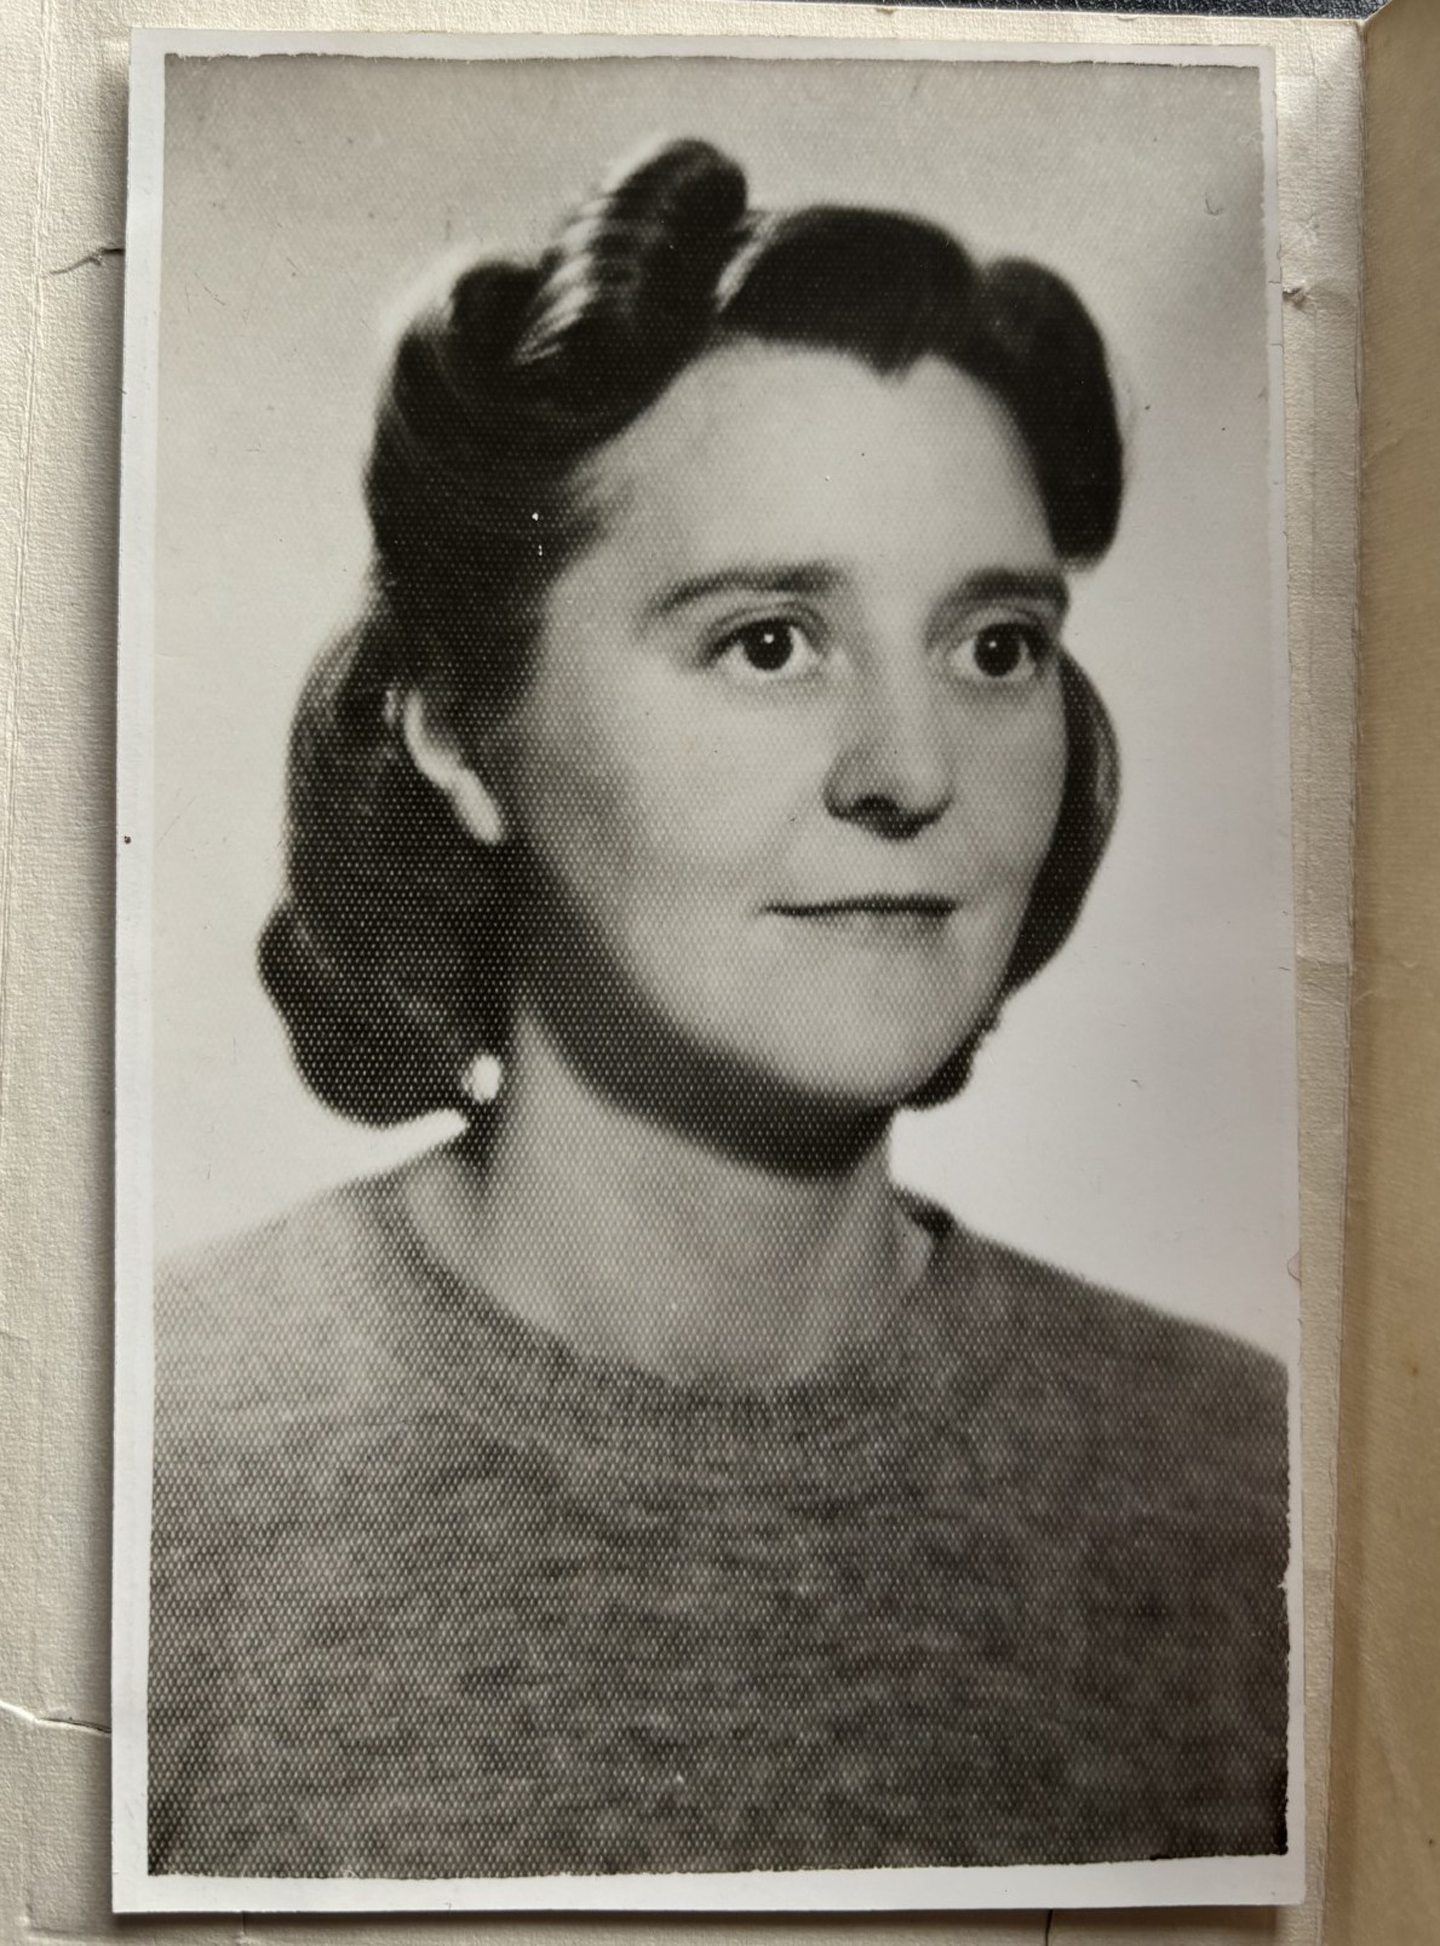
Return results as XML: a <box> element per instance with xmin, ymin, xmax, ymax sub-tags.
<box><xmin>113</xmin><ymin>31</ymin><xmax>1301</xmax><ymax>1914</ymax></box>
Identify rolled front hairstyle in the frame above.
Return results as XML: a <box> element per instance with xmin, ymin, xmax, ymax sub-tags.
<box><xmin>260</xmin><ymin>139</ymin><xmax>1125</xmax><ymax>1126</ymax></box>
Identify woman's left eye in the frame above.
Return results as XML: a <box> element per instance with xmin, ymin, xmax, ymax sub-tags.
<box><xmin>710</xmin><ymin>618</ymin><xmax>823</xmax><ymax>683</ymax></box>
<box><xmin>947</xmin><ymin>619</ymin><xmax>1056</xmax><ymax>687</ymax></box>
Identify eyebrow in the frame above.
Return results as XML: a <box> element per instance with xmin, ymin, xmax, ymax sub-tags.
<box><xmin>641</xmin><ymin>561</ymin><xmax>1070</xmax><ymax>625</ymax></box>
<box><xmin>641</xmin><ymin>562</ymin><xmax>843</xmax><ymax>623</ymax></box>
<box><xmin>958</xmin><ymin>568</ymin><xmax>1070</xmax><ymax>622</ymax></box>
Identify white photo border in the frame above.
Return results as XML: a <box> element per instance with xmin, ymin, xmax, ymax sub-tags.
<box><xmin>113</xmin><ymin>25</ymin><xmax>1301</xmax><ymax>1916</ymax></box>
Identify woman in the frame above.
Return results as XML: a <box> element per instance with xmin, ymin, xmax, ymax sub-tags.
<box><xmin>149</xmin><ymin>139</ymin><xmax>1289</xmax><ymax>1881</ymax></box>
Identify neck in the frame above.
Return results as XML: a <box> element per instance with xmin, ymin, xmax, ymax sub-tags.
<box><xmin>401</xmin><ymin>1011</ymin><xmax>930</xmax><ymax>1387</ymax></box>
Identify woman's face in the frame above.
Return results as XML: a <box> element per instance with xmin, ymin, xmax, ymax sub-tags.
<box><xmin>486</xmin><ymin>342</ymin><xmax>1069</xmax><ymax>1114</ymax></box>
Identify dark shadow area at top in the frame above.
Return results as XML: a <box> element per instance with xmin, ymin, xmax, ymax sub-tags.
<box><xmin>766</xmin><ymin>0</ymin><xmax>1380</xmax><ymax>18</ymax></box>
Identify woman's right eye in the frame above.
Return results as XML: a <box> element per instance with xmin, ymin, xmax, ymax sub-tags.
<box><xmin>710</xmin><ymin>618</ymin><xmax>823</xmax><ymax>683</ymax></box>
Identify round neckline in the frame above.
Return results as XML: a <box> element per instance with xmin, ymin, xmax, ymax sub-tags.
<box><xmin>352</xmin><ymin>1165</ymin><xmax>998</xmax><ymax>1455</ymax></box>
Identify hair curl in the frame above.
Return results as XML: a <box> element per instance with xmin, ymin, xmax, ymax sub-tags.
<box><xmin>260</xmin><ymin>138</ymin><xmax>1125</xmax><ymax>1125</ymax></box>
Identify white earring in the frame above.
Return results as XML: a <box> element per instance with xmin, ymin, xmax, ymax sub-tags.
<box><xmin>463</xmin><ymin>1051</ymin><xmax>504</xmax><ymax>1106</ymax></box>
<box><xmin>401</xmin><ymin>690</ymin><xmax>504</xmax><ymax>847</ymax></box>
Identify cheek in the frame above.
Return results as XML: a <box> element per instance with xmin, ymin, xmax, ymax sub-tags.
<box><xmin>963</xmin><ymin>696</ymin><xmax>1069</xmax><ymax>886</ymax></box>
<box><xmin>500</xmin><ymin>721</ymin><xmax>638</xmax><ymax>903</ymax></box>
<box><xmin>496</xmin><ymin>677</ymin><xmax>795</xmax><ymax>917</ymax></box>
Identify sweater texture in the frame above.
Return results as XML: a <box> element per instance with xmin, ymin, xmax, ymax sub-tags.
<box><xmin>148</xmin><ymin>1170</ymin><xmax>1289</xmax><ymax>1879</ymax></box>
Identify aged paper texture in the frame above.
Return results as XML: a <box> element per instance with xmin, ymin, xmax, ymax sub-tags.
<box><xmin>1327</xmin><ymin>0</ymin><xmax>1440</xmax><ymax>1939</ymax></box>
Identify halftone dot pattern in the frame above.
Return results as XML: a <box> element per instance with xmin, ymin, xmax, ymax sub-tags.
<box><xmin>148</xmin><ymin>1172</ymin><xmax>1288</xmax><ymax>1879</ymax></box>
<box><xmin>143</xmin><ymin>117</ymin><xmax>1292</xmax><ymax>1887</ymax></box>
<box><xmin>256</xmin><ymin>140</ymin><xmax>1123</xmax><ymax>1132</ymax></box>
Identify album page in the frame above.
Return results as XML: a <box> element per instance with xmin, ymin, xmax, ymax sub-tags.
<box><xmin>1326</xmin><ymin>0</ymin><xmax>1440</xmax><ymax>1936</ymax></box>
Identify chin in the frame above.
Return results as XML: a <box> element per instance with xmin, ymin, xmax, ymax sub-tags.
<box><xmin>742</xmin><ymin>936</ymin><xmax>1012</xmax><ymax>1084</ymax></box>
<box><xmin>682</xmin><ymin>963</ymin><xmax>1009</xmax><ymax>1118</ymax></box>
<box><xmin>748</xmin><ymin>1016</ymin><xmax>993</xmax><ymax>1115</ymax></box>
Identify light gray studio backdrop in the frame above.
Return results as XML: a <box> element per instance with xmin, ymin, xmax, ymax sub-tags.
<box><xmin>151</xmin><ymin>48</ymin><xmax>1295</xmax><ymax>1359</ymax></box>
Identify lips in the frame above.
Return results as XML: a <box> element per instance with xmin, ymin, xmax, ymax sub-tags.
<box><xmin>768</xmin><ymin>895</ymin><xmax>960</xmax><ymax>942</ymax></box>
<box><xmin>771</xmin><ymin>895</ymin><xmax>959</xmax><ymax>918</ymax></box>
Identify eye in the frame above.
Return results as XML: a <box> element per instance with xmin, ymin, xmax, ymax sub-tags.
<box><xmin>946</xmin><ymin>618</ymin><xmax>1057</xmax><ymax>688</ymax></box>
<box><xmin>711</xmin><ymin>617</ymin><xmax>823</xmax><ymax>683</ymax></box>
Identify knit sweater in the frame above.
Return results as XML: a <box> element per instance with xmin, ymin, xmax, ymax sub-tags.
<box><xmin>148</xmin><ymin>1169</ymin><xmax>1290</xmax><ymax>1880</ymax></box>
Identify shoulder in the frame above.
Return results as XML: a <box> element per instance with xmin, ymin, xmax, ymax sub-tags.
<box><xmin>153</xmin><ymin>1169</ymin><xmax>418</xmax><ymax>1442</ymax></box>
<box><xmin>969</xmin><ymin>1225</ymin><xmax>1285</xmax><ymax>1418</ymax></box>
<box><xmin>925</xmin><ymin>1225</ymin><xmax>1292</xmax><ymax>1859</ymax></box>
<box><xmin>157</xmin><ymin>1169</ymin><xmax>402</xmax><ymax>1315</ymax></box>
<box><xmin>148</xmin><ymin>1172</ymin><xmax>436</xmax><ymax>1865</ymax></box>
<box><xmin>932</xmin><ymin>1222</ymin><xmax>1289</xmax><ymax>1530</ymax></box>
<box><xmin>149</xmin><ymin>1170</ymin><xmax>429</xmax><ymax>1656</ymax></box>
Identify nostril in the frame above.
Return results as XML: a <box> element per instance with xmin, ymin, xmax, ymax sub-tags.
<box><xmin>845</xmin><ymin>795</ymin><xmax>942</xmax><ymax>841</ymax></box>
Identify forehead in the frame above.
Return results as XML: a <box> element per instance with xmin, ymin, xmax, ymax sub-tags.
<box><xmin>574</xmin><ymin>342</ymin><xmax>1055</xmax><ymax>579</ymax></box>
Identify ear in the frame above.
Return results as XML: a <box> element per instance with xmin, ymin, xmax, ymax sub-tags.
<box><xmin>401</xmin><ymin>690</ymin><xmax>506</xmax><ymax>847</ymax></box>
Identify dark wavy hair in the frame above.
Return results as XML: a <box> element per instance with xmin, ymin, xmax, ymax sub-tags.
<box><xmin>259</xmin><ymin>138</ymin><xmax>1125</xmax><ymax>1126</ymax></box>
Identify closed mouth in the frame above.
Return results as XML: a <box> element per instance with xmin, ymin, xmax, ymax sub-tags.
<box><xmin>772</xmin><ymin>896</ymin><xmax>959</xmax><ymax>918</ymax></box>
<box><xmin>768</xmin><ymin>896</ymin><xmax>961</xmax><ymax>945</ymax></box>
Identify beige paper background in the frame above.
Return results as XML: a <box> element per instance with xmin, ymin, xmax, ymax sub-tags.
<box><xmin>0</xmin><ymin>2</ymin><xmax>1364</xmax><ymax>1943</ymax></box>
<box><xmin>1326</xmin><ymin>0</ymin><xmax>1440</xmax><ymax>1937</ymax></box>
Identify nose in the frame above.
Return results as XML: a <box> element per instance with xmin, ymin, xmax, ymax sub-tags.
<box><xmin>823</xmin><ymin>667</ymin><xmax>955</xmax><ymax>839</ymax></box>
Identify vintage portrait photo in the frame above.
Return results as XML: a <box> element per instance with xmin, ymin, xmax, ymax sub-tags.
<box><xmin>113</xmin><ymin>32</ymin><xmax>1301</xmax><ymax>1913</ymax></box>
